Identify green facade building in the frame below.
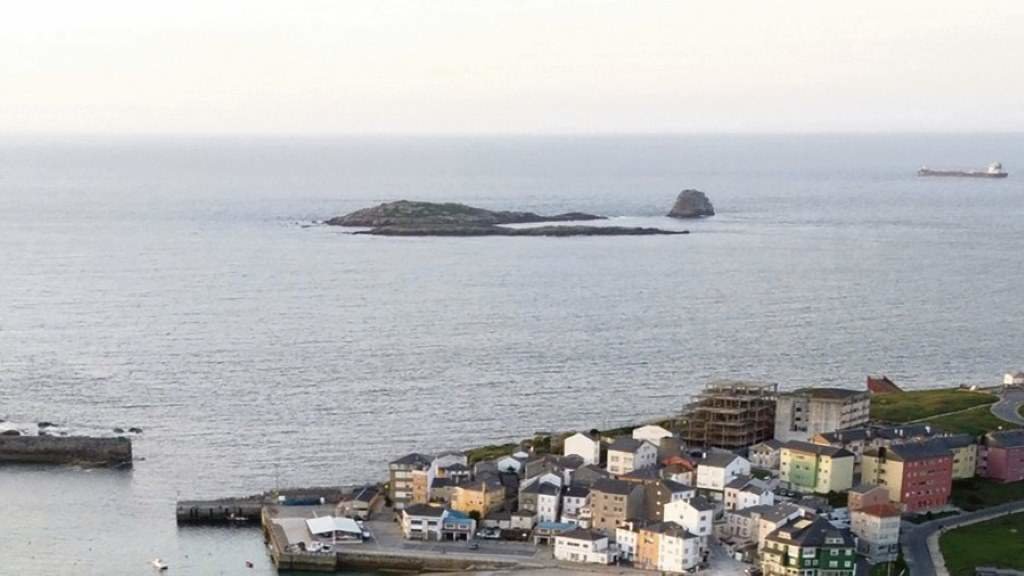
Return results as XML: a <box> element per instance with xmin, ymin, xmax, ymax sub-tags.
<box><xmin>761</xmin><ymin>516</ymin><xmax>856</xmax><ymax>576</ymax></box>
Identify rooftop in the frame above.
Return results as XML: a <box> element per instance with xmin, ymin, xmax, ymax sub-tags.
<box><xmin>643</xmin><ymin>521</ymin><xmax>697</xmax><ymax>539</ymax></box>
<box><xmin>752</xmin><ymin>439</ymin><xmax>783</xmax><ymax>451</ymax></box>
<box><xmin>937</xmin><ymin>434</ymin><xmax>976</xmax><ymax>449</ymax></box>
<box><xmin>661</xmin><ymin>479</ymin><xmax>693</xmax><ymax>493</ymax></box>
<box><xmin>749</xmin><ymin>503</ymin><xmax>804</xmax><ymax>523</ymax></box>
<box><xmin>699</xmin><ymin>449</ymin><xmax>743</xmax><ymax>468</ymax></box>
<box><xmin>685</xmin><ymin>495</ymin><xmax>715</xmax><ymax>512</ymax></box>
<box><xmin>390</xmin><ymin>452</ymin><xmax>433</xmax><ymax>467</ymax></box>
<box><xmin>726</xmin><ymin>475</ymin><xmax>769</xmax><ymax>495</ymax></box>
<box><xmin>855</xmin><ymin>503</ymin><xmax>902</xmax><ymax>518</ymax></box>
<box><xmin>849</xmin><ymin>483</ymin><xmax>885</xmax><ymax>495</ymax></box>
<box><xmin>592</xmin><ymin>478</ymin><xmax>636</xmax><ymax>496</ymax></box>
<box><xmin>865</xmin><ymin>441</ymin><xmax>952</xmax><ymax>461</ymax></box>
<box><xmin>786</xmin><ymin>387</ymin><xmax>869</xmax><ymax>400</ymax></box>
<box><xmin>403</xmin><ymin>504</ymin><xmax>446</xmax><ymax>518</ymax></box>
<box><xmin>986</xmin><ymin>429</ymin><xmax>1024</xmax><ymax>449</ymax></box>
<box><xmin>557</xmin><ymin>527</ymin><xmax>607</xmax><ymax>542</ymax></box>
<box><xmin>306</xmin><ymin>515</ymin><xmax>362</xmax><ymax>536</ymax></box>
<box><xmin>621</xmin><ymin>467</ymin><xmax>662</xmax><ymax>481</ymax></box>
<box><xmin>783</xmin><ymin>440</ymin><xmax>854</xmax><ymax>459</ymax></box>
<box><xmin>767</xmin><ymin>516</ymin><xmax>854</xmax><ymax>548</ymax></box>
<box><xmin>608</xmin><ymin>436</ymin><xmax>651</xmax><ymax>454</ymax></box>
<box><xmin>563</xmin><ymin>484</ymin><xmax>591</xmax><ymax>499</ymax></box>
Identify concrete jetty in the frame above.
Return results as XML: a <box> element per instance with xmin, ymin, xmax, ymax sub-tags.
<box><xmin>177</xmin><ymin>485</ymin><xmax>367</xmax><ymax>525</ymax></box>
<box><xmin>261</xmin><ymin>505</ymin><xmax>543</xmax><ymax>573</ymax></box>
<box><xmin>0</xmin><ymin>435</ymin><xmax>132</xmax><ymax>467</ymax></box>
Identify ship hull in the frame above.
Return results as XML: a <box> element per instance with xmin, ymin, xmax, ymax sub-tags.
<box><xmin>918</xmin><ymin>169</ymin><xmax>1008</xmax><ymax>178</ymax></box>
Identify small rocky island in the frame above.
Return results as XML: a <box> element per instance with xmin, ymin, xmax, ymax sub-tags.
<box><xmin>667</xmin><ymin>189</ymin><xmax>715</xmax><ymax>218</ymax></box>
<box><xmin>326</xmin><ymin>200</ymin><xmax>687</xmax><ymax>237</ymax></box>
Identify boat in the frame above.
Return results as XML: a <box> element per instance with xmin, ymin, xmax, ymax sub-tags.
<box><xmin>917</xmin><ymin>162</ymin><xmax>1008</xmax><ymax>178</ymax></box>
<box><xmin>151</xmin><ymin>558</ymin><xmax>168</xmax><ymax>571</ymax></box>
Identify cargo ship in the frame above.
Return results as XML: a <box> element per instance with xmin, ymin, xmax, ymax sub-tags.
<box><xmin>918</xmin><ymin>162</ymin><xmax>1008</xmax><ymax>178</ymax></box>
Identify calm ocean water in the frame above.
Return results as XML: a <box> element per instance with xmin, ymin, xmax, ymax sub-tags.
<box><xmin>1</xmin><ymin>134</ymin><xmax>1022</xmax><ymax>574</ymax></box>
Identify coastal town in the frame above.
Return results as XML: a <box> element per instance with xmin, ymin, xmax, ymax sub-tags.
<box><xmin>194</xmin><ymin>370</ymin><xmax>1024</xmax><ymax>576</ymax></box>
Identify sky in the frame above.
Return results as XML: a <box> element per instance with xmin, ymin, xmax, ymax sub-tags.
<box><xmin>2</xmin><ymin>1</ymin><xmax>1023</xmax><ymax>135</ymax></box>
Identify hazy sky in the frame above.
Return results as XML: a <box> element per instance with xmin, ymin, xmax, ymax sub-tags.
<box><xmin>3</xmin><ymin>1</ymin><xmax>1023</xmax><ymax>134</ymax></box>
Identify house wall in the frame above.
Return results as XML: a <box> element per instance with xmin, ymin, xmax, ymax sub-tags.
<box><xmin>848</xmin><ymin>487</ymin><xmax>889</xmax><ymax>511</ymax></box>
<box><xmin>635</xmin><ymin>444</ymin><xmax>658</xmax><ymax>470</ymax></box>
<box><xmin>553</xmin><ymin>536</ymin><xmax>609</xmax><ymax>564</ymax></box>
<box><xmin>898</xmin><ymin>456</ymin><xmax>953</xmax><ymax>512</ymax></box>
<box><xmin>590</xmin><ymin>491</ymin><xmax>628</xmax><ymax>535</ymax></box>
<box><xmin>411</xmin><ymin>470</ymin><xmax>431</xmax><ymax>505</ymax></box>
<box><xmin>819</xmin><ymin>455</ymin><xmax>854</xmax><ymax>493</ymax></box>
<box><xmin>862</xmin><ymin>455</ymin><xmax>904</xmax><ymax>506</ymax></box>
<box><xmin>985</xmin><ymin>446</ymin><xmax>1024</xmax><ymax>483</ymax></box>
<box><xmin>537</xmin><ymin>494</ymin><xmax>560</xmax><ymax>523</ymax></box>
<box><xmin>452</xmin><ymin>486</ymin><xmax>505</xmax><ymax>517</ymax></box>
<box><xmin>781</xmin><ymin>449</ymin><xmax>818</xmax><ymax>490</ymax></box>
<box><xmin>564</xmin><ymin>434</ymin><xmax>600</xmax><ymax>466</ymax></box>
<box><xmin>775</xmin><ymin>394</ymin><xmax>870</xmax><ymax>443</ymax></box>
<box><xmin>616</xmin><ymin>528</ymin><xmax>638</xmax><ymax>560</ymax></box>
<box><xmin>750</xmin><ymin>446</ymin><xmax>780</xmax><ymax>470</ymax></box>
<box><xmin>851</xmin><ymin>512</ymin><xmax>900</xmax><ymax>563</ymax></box>
<box><xmin>635</xmin><ymin>529</ymin><xmax>660</xmax><ymax>571</ymax></box>
<box><xmin>950</xmin><ymin>444</ymin><xmax>978</xmax><ymax>479</ymax></box>
<box><xmin>658</xmin><ymin>534</ymin><xmax>699</xmax><ymax>572</ymax></box>
<box><xmin>607</xmin><ymin>450</ymin><xmax>634</xmax><ymax>475</ymax></box>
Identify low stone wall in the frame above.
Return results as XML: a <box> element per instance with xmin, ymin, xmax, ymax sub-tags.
<box><xmin>0</xmin><ymin>435</ymin><xmax>132</xmax><ymax>466</ymax></box>
<box><xmin>337</xmin><ymin>550</ymin><xmax>520</xmax><ymax>572</ymax></box>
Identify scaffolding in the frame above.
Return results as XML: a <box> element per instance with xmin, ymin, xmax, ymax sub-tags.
<box><xmin>680</xmin><ymin>380</ymin><xmax>778</xmax><ymax>450</ymax></box>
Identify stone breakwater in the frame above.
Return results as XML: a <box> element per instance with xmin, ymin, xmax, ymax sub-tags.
<box><xmin>0</xmin><ymin>435</ymin><xmax>132</xmax><ymax>467</ymax></box>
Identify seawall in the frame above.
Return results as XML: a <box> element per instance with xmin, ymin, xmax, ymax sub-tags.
<box><xmin>0</xmin><ymin>435</ymin><xmax>132</xmax><ymax>466</ymax></box>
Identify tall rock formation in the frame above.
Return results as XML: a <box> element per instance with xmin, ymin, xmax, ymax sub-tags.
<box><xmin>667</xmin><ymin>190</ymin><xmax>715</xmax><ymax>218</ymax></box>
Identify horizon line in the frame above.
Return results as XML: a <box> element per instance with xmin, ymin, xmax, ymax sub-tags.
<box><xmin>2</xmin><ymin>129</ymin><xmax>1024</xmax><ymax>140</ymax></box>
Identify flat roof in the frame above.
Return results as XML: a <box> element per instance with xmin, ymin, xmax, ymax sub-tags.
<box><xmin>306</xmin><ymin>516</ymin><xmax>362</xmax><ymax>536</ymax></box>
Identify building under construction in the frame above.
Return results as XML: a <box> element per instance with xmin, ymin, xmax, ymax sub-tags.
<box><xmin>680</xmin><ymin>380</ymin><xmax>777</xmax><ymax>450</ymax></box>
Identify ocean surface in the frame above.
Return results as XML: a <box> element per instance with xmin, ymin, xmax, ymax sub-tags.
<box><xmin>1</xmin><ymin>134</ymin><xmax>1022</xmax><ymax>574</ymax></box>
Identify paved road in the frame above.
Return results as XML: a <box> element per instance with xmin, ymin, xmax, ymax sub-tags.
<box><xmin>990</xmin><ymin>389</ymin><xmax>1024</xmax><ymax>426</ymax></box>
<box><xmin>902</xmin><ymin>500</ymin><xmax>1024</xmax><ymax>575</ymax></box>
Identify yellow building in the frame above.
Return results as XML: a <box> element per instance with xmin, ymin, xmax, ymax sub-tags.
<box><xmin>410</xmin><ymin>469</ymin><xmax>431</xmax><ymax>505</ymax></box>
<box><xmin>779</xmin><ymin>441</ymin><xmax>854</xmax><ymax>494</ymax></box>
<box><xmin>939</xmin><ymin>434</ymin><xmax>977</xmax><ymax>479</ymax></box>
<box><xmin>451</xmin><ymin>477</ymin><xmax>506</xmax><ymax>517</ymax></box>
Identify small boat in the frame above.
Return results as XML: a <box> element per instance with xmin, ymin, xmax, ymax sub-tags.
<box><xmin>918</xmin><ymin>162</ymin><xmax>1008</xmax><ymax>178</ymax></box>
<box><xmin>151</xmin><ymin>558</ymin><xmax>168</xmax><ymax>571</ymax></box>
<box><xmin>245</xmin><ymin>561</ymin><xmax>254</xmax><ymax>568</ymax></box>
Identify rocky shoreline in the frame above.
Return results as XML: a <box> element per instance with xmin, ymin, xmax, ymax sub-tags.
<box><xmin>326</xmin><ymin>200</ymin><xmax>687</xmax><ymax>237</ymax></box>
<box><xmin>355</xmin><ymin>224</ymin><xmax>688</xmax><ymax>237</ymax></box>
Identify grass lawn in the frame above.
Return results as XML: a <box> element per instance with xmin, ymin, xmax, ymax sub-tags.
<box><xmin>465</xmin><ymin>442</ymin><xmax>520</xmax><ymax>464</ymax></box>
<box><xmin>871</xmin><ymin>388</ymin><xmax>997</xmax><ymax>423</ymax></box>
<box><xmin>920</xmin><ymin>405</ymin><xmax>1018</xmax><ymax>436</ymax></box>
<box><xmin>940</xmin><ymin>512</ymin><xmax>1024</xmax><ymax>575</ymax></box>
<box><xmin>951</xmin><ymin>478</ymin><xmax>1024</xmax><ymax>511</ymax></box>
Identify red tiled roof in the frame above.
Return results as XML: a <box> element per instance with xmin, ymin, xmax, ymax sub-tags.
<box><xmin>867</xmin><ymin>376</ymin><xmax>902</xmax><ymax>395</ymax></box>
<box><xmin>857</xmin><ymin>503</ymin><xmax>902</xmax><ymax>518</ymax></box>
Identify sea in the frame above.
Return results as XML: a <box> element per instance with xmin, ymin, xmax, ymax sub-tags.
<box><xmin>0</xmin><ymin>134</ymin><xmax>1022</xmax><ymax>575</ymax></box>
